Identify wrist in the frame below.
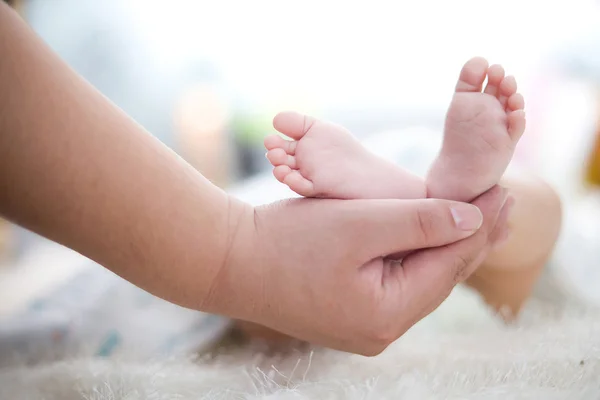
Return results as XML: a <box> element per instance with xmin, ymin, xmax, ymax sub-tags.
<box><xmin>197</xmin><ymin>195</ymin><xmax>260</xmax><ymax>319</ymax></box>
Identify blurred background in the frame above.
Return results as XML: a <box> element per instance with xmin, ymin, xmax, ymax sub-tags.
<box><xmin>1</xmin><ymin>0</ymin><xmax>600</xmax><ymax>359</ymax></box>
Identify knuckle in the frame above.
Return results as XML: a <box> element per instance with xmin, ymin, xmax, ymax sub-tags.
<box><xmin>450</xmin><ymin>237</ymin><xmax>487</xmax><ymax>283</ymax></box>
<box><xmin>453</xmin><ymin>253</ymin><xmax>474</xmax><ymax>283</ymax></box>
<box><xmin>446</xmin><ymin>223</ymin><xmax>493</xmax><ymax>284</ymax></box>
<box><xmin>414</xmin><ymin>206</ymin><xmax>437</xmax><ymax>244</ymax></box>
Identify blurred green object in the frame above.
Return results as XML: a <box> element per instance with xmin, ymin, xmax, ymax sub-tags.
<box><xmin>231</xmin><ymin>113</ymin><xmax>273</xmax><ymax>146</ymax></box>
<box><xmin>230</xmin><ymin>112</ymin><xmax>274</xmax><ymax>179</ymax></box>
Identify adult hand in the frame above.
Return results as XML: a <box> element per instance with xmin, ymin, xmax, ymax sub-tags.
<box><xmin>202</xmin><ymin>186</ymin><xmax>509</xmax><ymax>356</ymax></box>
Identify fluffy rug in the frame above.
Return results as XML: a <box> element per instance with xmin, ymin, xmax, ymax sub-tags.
<box><xmin>1</xmin><ymin>272</ymin><xmax>599</xmax><ymax>400</ymax></box>
<box><xmin>2</xmin><ymin>128</ymin><xmax>598</xmax><ymax>399</ymax></box>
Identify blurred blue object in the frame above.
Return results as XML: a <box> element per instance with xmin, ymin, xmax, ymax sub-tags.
<box><xmin>25</xmin><ymin>0</ymin><xmax>220</xmax><ymax>150</ymax></box>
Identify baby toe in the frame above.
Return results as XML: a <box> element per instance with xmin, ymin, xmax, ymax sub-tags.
<box><xmin>498</xmin><ymin>76</ymin><xmax>517</xmax><ymax>108</ymax></box>
<box><xmin>507</xmin><ymin>109</ymin><xmax>526</xmax><ymax>140</ymax></box>
<box><xmin>273</xmin><ymin>165</ymin><xmax>292</xmax><ymax>183</ymax></box>
<box><xmin>264</xmin><ymin>134</ymin><xmax>282</xmax><ymax>150</ymax></box>
<box><xmin>264</xmin><ymin>134</ymin><xmax>297</xmax><ymax>154</ymax></box>
<box><xmin>267</xmin><ymin>148</ymin><xmax>296</xmax><ymax>168</ymax></box>
<box><xmin>283</xmin><ymin>170</ymin><xmax>315</xmax><ymax>197</ymax></box>
<box><xmin>507</xmin><ymin>93</ymin><xmax>525</xmax><ymax>111</ymax></box>
<box><xmin>483</xmin><ymin>64</ymin><xmax>505</xmax><ymax>96</ymax></box>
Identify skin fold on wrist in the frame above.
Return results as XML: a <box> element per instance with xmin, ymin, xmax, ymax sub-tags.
<box><xmin>195</xmin><ymin>196</ymin><xmax>258</xmax><ymax>319</ymax></box>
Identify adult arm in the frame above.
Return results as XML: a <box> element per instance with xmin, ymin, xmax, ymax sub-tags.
<box><xmin>0</xmin><ymin>2</ymin><xmax>237</xmax><ymax>305</ymax></box>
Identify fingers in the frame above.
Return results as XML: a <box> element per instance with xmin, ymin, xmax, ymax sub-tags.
<box><xmin>392</xmin><ymin>186</ymin><xmax>508</xmax><ymax>319</ymax></box>
<box><xmin>341</xmin><ymin>197</ymin><xmax>484</xmax><ymax>260</ymax></box>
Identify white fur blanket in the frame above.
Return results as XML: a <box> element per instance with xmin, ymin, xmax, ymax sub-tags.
<box><xmin>2</xmin><ymin>128</ymin><xmax>598</xmax><ymax>399</ymax></box>
<box><xmin>1</xmin><ymin>275</ymin><xmax>599</xmax><ymax>400</ymax></box>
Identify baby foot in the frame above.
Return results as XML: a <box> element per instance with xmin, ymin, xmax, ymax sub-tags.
<box><xmin>426</xmin><ymin>57</ymin><xmax>526</xmax><ymax>202</ymax></box>
<box><xmin>264</xmin><ymin>112</ymin><xmax>426</xmax><ymax>200</ymax></box>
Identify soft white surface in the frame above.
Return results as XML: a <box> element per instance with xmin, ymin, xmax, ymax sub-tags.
<box><xmin>2</xmin><ymin>126</ymin><xmax>599</xmax><ymax>398</ymax></box>
<box><xmin>1</xmin><ymin>281</ymin><xmax>599</xmax><ymax>400</ymax></box>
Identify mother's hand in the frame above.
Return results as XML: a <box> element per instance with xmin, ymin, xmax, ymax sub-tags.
<box><xmin>207</xmin><ymin>186</ymin><xmax>509</xmax><ymax>356</ymax></box>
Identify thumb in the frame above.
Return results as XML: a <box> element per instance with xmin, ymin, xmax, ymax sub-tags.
<box><xmin>393</xmin><ymin>185</ymin><xmax>508</xmax><ymax>321</ymax></box>
<box><xmin>342</xmin><ymin>198</ymin><xmax>483</xmax><ymax>259</ymax></box>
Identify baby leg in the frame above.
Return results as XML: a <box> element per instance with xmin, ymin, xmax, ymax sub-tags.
<box><xmin>465</xmin><ymin>167</ymin><xmax>562</xmax><ymax>317</ymax></box>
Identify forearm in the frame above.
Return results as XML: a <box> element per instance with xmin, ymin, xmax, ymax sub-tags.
<box><xmin>0</xmin><ymin>3</ymin><xmax>246</xmax><ymax>310</ymax></box>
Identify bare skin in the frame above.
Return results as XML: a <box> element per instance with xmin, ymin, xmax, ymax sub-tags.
<box><xmin>464</xmin><ymin>168</ymin><xmax>562</xmax><ymax>317</ymax></box>
<box><xmin>265</xmin><ymin>58</ymin><xmax>526</xmax><ymax>203</ymax></box>
<box><xmin>426</xmin><ymin>59</ymin><xmax>527</xmax><ymax>202</ymax></box>
<box><xmin>247</xmin><ymin>58</ymin><xmax>561</xmax><ymax>342</ymax></box>
<box><xmin>0</xmin><ymin>3</ymin><xmax>513</xmax><ymax>355</ymax></box>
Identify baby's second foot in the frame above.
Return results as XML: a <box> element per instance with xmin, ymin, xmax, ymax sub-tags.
<box><xmin>264</xmin><ymin>112</ymin><xmax>425</xmax><ymax>200</ymax></box>
<box><xmin>426</xmin><ymin>57</ymin><xmax>526</xmax><ymax>202</ymax></box>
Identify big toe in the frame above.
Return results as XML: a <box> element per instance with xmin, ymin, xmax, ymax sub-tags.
<box><xmin>273</xmin><ymin>111</ymin><xmax>317</xmax><ymax>140</ymax></box>
<box><xmin>455</xmin><ymin>57</ymin><xmax>489</xmax><ymax>93</ymax></box>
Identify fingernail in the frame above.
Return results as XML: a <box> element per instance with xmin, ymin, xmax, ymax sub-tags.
<box><xmin>451</xmin><ymin>204</ymin><xmax>483</xmax><ymax>231</ymax></box>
